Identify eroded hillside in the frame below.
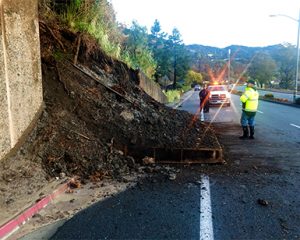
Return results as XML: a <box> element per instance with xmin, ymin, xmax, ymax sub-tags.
<box><xmin>0</xmin><ymin>21</ymin><xmax>220</xmax><ymax>220</ymax></box>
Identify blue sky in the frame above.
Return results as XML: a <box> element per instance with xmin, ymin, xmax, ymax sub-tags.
<box><xmin>110</xmin><ymin>0</ymin><xmax>300</xmax><ymax>48</ymax></box>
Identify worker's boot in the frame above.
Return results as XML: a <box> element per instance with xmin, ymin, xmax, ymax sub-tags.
<box><xmin>239</xmin><ymin>126</ymin><xmax>249</xmax><ymax>139</ymax></box>
<box><xmin>249</xmin><ymin>126</ymin><xmax>255</xmax><ymax>139</ymax></box>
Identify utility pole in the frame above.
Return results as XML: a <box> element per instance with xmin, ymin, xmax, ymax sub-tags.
<box><xmin>173</xmin><ymin>53</ymin><xmax>177</xmax><ymax>89</ymax></box>
<box><xmin>295</xmin><ymin>9</ymin><xmax>300</xmax><ymax>103</ymax></box>
<box><xmin>228</xmin><ymin>49</ymin><xmax>231</xmax><ymax>83</ymax></box>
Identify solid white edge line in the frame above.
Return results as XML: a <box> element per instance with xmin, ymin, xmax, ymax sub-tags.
<box><xmin>290</xmin><ymin>123</ymin><xmax>300</xmax><ymax>129</ymax></box>
<box><xmin>257</xmin><ymin>110</ymin><xmax>263</xmax><ymax>114</ymax></box>
<box><xmin>174</xmin><ymin>91</ymin><xmax>194</xmax><ymax>109</ymax></box>
<box><xmin>200</xmin><ymin>175</ymin><xmax>214</xmax><ymax>240</ymax></box>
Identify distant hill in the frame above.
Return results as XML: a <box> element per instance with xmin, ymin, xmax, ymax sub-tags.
<box><xmin>186</xmin><ymin>44</ymin><xmax>285</xmax><ymax>62</ymax></box>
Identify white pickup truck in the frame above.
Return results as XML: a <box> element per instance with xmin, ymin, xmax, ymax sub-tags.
<box><xmin>208</xmin><ymin>85</ymin><xmax>231</xmax><ymax>106</ymax></box>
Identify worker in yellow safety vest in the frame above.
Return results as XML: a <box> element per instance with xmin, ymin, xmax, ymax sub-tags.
<box><xmin>239</xmin><ymin>79</ymin><xmax>259</xmax><ymax>139</ymax></box>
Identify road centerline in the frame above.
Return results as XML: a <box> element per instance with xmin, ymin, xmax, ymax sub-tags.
<box><xmin>290</xmin><ymin>123</ymin><xmax>300</xmax><ymax>129</ymax></box>
<box><xmin>200</xmin><ymin>175</ymin><xmax>214</xmax><ymax>240</ymax></box>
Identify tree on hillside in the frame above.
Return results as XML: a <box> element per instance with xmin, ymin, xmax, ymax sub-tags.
<box><xmin>150</xmin><ymin>19</ymin><xmax>162</xmax><ymax>37</ymax></box>
<box><xmin>169</xmin><ymin>28</ymin><xmax>182</xmax><ymax>88</ymax></box>
<box><xmin>148</xmin><ymin>20</ymin><xmax>171</xmax><ymax>81</ymax></box>
<box><xmin>175</xmin><ymin>46</ymin><xmax>191</xmax><ymax>85</ymax></box>
<box><xmin>185</xmin><ymin>70</ymin><xmax>203</xmax><ymax>86</ymax></box>
<box><xmin>148</xmin><ymin>23</ymin><xmax>191</xmax><ymax>87</ymax></box>
<box><xmin>232</xmin><ymin>62</ymin><xmax>249</xmax><ymax>84</ymax></box>
<box><xmin>248</xmin><ymin>52</ymin><xmax>276</xmax><ymax>88</ymax></box>
<box><xmin>168</xmin><ymin>28</ymin><xmax>190</xmax><ymax>88</ymax></box>
<box><xmin>123</xmin><ymin>21</ymin><xmax>157</xmax><ymax>79</ymax></box>
<box><xmin>272</xmin><ymin>44</ymin><xmax>296</xmax><ymax>89</ymax></box>
<box><xmin>194</xmin><ymin>53</ymin><xmax>210</xmax><ymax>73</ymax></box>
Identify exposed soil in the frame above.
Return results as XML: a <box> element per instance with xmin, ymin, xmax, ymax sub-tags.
<box><xmin>0</xmin><ymin>21</ymin><xmax>220</xmax><ymax>226</ymax></box>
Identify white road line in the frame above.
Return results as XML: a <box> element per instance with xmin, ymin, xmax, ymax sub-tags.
<box><xmin>174</xmin><ymin>91</ymin><xmax>194</xmax><ymax>109</ymax></box>
<box><xmin>290</xmin><ymin>123</ymin><xmax>300</xmax><ymax>129</ymax></box>
<box><xmin>200</xmin><ymin>175</ymin><xmax>214</xmax><ymax>240</ymax></box>
<box><xmin>257</xmin><ymin>110</ymin><xmax>263</xmax><ymax>114</ymax></box>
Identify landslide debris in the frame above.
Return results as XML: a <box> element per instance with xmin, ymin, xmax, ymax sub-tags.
<box><xmin>38</xmin><ymin>22</ymin><xmax>220</xmax><ymax>178</ymax></box>
<box><xmin>0</xmin><ymin>21</ymin><xmax>220</xmax><ymax>215</ymax></box>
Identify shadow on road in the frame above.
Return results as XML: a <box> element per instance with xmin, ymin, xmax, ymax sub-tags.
<box><xmin>50</xmin><ymin>176</ymin><xmax>201</xmax><ymax>240</ymax></box>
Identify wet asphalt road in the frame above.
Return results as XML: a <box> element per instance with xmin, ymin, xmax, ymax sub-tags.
<box><xmin>49</xmin><ymin>169</ymin><xmax>300</xmax><ymax>240</ymax></box>
<box><xmin>211</xmin><ymin>173</ymin><xmax>300</xmax><ymax>240</ymax></box>
<box><xmin>38</xmin><ymin>91</ymin><xmax>300</xmax><ymax>240</ymax></box>
<box><xmin>184</xmin><ymin>90</ymin><xmax>300</xmax><ymax>145</ymax></box>
<box><xmin>50</xmin><ymin>175</ymin><xmax>203</xmax><ymax>240</ymax></box>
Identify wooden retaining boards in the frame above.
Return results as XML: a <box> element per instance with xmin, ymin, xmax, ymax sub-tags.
<box><xmin>124</xmin><ymin>141</ymin><xmax>224</xmax><ymax>164</ymax></box>
<box><xmin>152</xmin><ymin>147</ymin><xmax>224</xmax><ymax>164</ymax></box>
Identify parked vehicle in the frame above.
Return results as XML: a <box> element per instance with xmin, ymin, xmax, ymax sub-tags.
<box><xmin>208</xmin><ymin>85</ymin><xmax>231</xmax><ymax>106</ymax></box>
<box><xmin>194</xmin><ymin>84</ymin><xmax>201</xmax><ymax>91</ymax></box>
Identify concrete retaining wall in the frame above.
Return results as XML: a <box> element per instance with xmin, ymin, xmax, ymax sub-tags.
<box><xmin>0</xmin><ymin>0</ymin><xmax>43</xmax><ymax>160</ymax></box>
<box><xmin>138</xmin><ymin>71</ymin><xmax>167</xmax><ymax>104</ymax></box>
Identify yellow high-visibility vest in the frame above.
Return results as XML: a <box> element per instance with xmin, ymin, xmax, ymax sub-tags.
<box><xmin>240</xmin><ymin>87</ymin><xmax>259</xmax><ymax>112</ymax></box>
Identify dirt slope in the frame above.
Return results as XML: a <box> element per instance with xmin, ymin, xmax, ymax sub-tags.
<box><xmin>38</xmin><ymin>21</ymin><xmax>220</xmax><ymax>178</ymax></box>
<box><xmin>0</xmin><ymin>21</ymin><xmax>220</xmax><ymax>224</ymax></box>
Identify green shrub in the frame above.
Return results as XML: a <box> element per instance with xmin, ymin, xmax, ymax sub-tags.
<box><xmin>181</xmin><ymin>84</ymin><xmax>191</xmax><ymax>92</ymax></box>
<box><xmin>39</xmin><ymin>1</ymin><xmax>164</xmax><ymax>81</ymax></box>
<box><xmin>163</xmin><ymin>90</ymin><xmax>181</xmax><ymax>103</ymax></box>
<box><xmin>58</xmin><ymin>0</ymin><xmax>123</xmax><ymax>59</ymax></box>
<box><xmin>264</xmin><ymin>93</ymin><xmax>274</xmax><ymax>98</ymax></box>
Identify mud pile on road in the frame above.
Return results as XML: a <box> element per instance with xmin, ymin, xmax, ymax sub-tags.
<box><xmin>0</xmin><ymin>21</ymin><xmax>222</xmax><ymax>220</ymax></box>
<box><xmin>1</xmin><ymin>21</ymin><xmax>220</xmax><ymax>187</ymax></box>
<box><xmin>37</xmin><ymin>21</ymin><xmax>221</xmax><ymax>178</ymax></box>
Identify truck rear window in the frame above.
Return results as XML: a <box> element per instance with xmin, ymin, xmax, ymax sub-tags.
<box><xmin>208</xmin><ymin>86</ymin><xmax>226</xmax><ymax>91</ymax></box>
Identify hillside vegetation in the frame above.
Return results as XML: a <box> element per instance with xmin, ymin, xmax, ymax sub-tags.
<box><xmin>40</xmin><ymin>0</ymin><xmax>299</xmax><ymax>93</ymax></box>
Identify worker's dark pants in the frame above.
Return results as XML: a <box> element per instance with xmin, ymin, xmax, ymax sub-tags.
<box><xmin>240</xmin><ymin>111</ymin><xmax>256</xmax><ymax>138</ymax></box>
<box><xmin>240</xmin><ymin>111</ymin><xmax>255</xmax><ymax>127</ymax></box>
<box><xmin>200</xmin><ymin>100</ymin><xmax>209</xmax><ymax>112</ymax></box>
